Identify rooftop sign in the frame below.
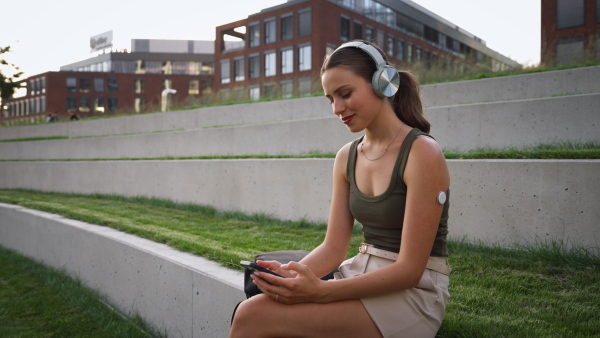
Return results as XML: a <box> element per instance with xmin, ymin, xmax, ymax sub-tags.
<box><xmin>90</xmin><ymin>30</ymin><xmax>113</xmax><ymax>53</ymax></box>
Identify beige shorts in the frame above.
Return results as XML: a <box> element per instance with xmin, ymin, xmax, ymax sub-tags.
<box><xmin>334</xmin><ymin>253</ymin><xmax>450</xmax><ymax>338</ymax></box>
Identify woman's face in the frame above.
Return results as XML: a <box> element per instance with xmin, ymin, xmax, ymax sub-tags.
<box><xmin>322</xmin><ymin>66</ymin><xmax>384</xmax><ymax>133</ymax></box>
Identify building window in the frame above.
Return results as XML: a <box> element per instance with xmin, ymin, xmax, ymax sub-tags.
<box><xmin>249</xmin><ymin>54</ymin><xmax>260</xmax><ymax>79</ymax></box>
<box><xmin>40</xmin><ymin>96</ymin><xmax>46</xmax><ymax>112</ymax></box>
<box><xmin>66</xmin><ymin>97</ymin><xmax>77</xmax><ymax>111</ymax></box>
<box><xmin>234</xmin><ymin>57</ymin><xmax>245</xmax><ymax>82</ymax></box>
<box><xmin>265</xmin><ymin>51</ymin><xmax>276</xmax><ymax>77</ymax></box>
<box><xmin>407</xmin><ymin>44</ymin><xmax>413</xmax><ymax>63</ymax></box>
<box><xmin>557</xmin><ymin>0</ymin><xmax>585</xmax><ymax>29</ymax></box>
<box><xmin>341</xmin><ymin>16</ymin><xmax>350</xmax><ymax>41</ymax></box>
<box><xmin>220</xmin><ymin>89</ymin><xmax>231</xmax><ymax>103</ymax></box>
<box><xmin>298</xmin><ymin>44</ymin><xmax>312</xmax><ymax>71</ymax></box>
<box><xmin>354</xmin><ymin>21</ymin><xmax>363</xmax><ymax>40</ymax></box>
<box><xmin>233</xmin><ymin>86</ymin><xmax>245</xmax><ymax>101</ymax></box>
<box><xmin>134</xmin><ymin>98</ymin><xmax>145</xmax><ymax>113</ymax></box>
<box><xmin>376</xmin><ymin>30</ymin><xmax>385</xmax><ymax>49</ymax></box>
<box><xmin>188</xmin><ymin>62</ymin><xmax>200</xmax><ymax>75</ymax></box>
<box><xmin>439</xmin><ymin>33</ymin><xmax>446</xmax><ymax>50</ymax></box>
<box><xmin>281</xmin><ymin>48</ymin><xmax>294</xmax><ymax>74</ymax></box>
<box><xmin>365</xmin><ymin>26</ymin><xmax>374</xmax><ymax>42</ymax></box>
<box><xmin>397</xmin><ymin>40</ymin><xmax>404</xmax><ymax>60</ymax></box>
<box><xmin>135</xmin><ymin>60</ymin><xmax>145</xmax><ymax>74</ymax></box>
<box><xmin>298</xmin><ymin>77</ymin><xmax>311</xmax><ymax>96</ymax></box>
<box><xmin>107</xmin><ymin>78</ymin><xmax>118</xmax><ymax>93</ymax></box>
<box><xmin>107</xmin><ymin>97</ymin><xmax>118</xmax><ymax>113</ymax></box>
<box><xmin>556</xmin><ymin>37</ymin><xmax>585</xmax><ymax>64</ymax></box>
<box><xmin>162</xmin><ymin>61</ymin><xmax>173</xmax><ymax>74</ymax></box>
<box><xmin>298</xmin><ymin>9</ymin><xmax>312</xmax><ymax>37</ymax></box>
<box><xmin>162</xmin><ymin>79</ymin><xmax>173</xmax><ymax>90</ymax></box>
<box><xmin>66</xmin><ymin>77</ymin><xmax>76</xmax><ymax>92</ymax></box>
<box><xmin>201</xmin><ymin>63</ymin><xmax>213</xmax><ymax>75</ymax></box>
<box><xmin>249</xmin><ymin>22</ymin><xmax>260</xmax><ymax>48</ymax></box>
<box><xmin>94</xmin><ymin>78</ymin><xmax>104</xmax><ymax>92</ymax></box>
<box><xmin>281</xmin><ymin>80</ymin><xmax>293</xmax><ymax>98</ymax></box>
<box><xmin>265</xmin><ymin>18</ymin><xmax>276</xmax><ymax>44</ymax></box>
<box><xmin>79</xmin><ymin>77</ymin><xmax>90</xmax><ymax>93</ymax></box>
<box><xmin>387</xmin><ymin>36</ymin><xmax>394</xmax><ymax>56</ymax></box>
<box><xmin>135</xmin><ymin>79</ymin><xmax>145</xmax><ymax>94</ymax></box>
<box><xmin>189</xmin><ymin>79</ymin><xmax>200</xmax><ymax>95</ymax></box>
<box><xmin>202</xmin><ymin>79</ymin><xmax>213</xmax><ymax>95</ymax></box>
<box><xmin>41</xmin><ymin>77</ymin><xmax>46</xmax><ymax>94</ymax></box>
<box><xmin>249</xmin><ymin>86</ymin><xmax>260</xmax><ymax>101</ymax></box>
<box><xmin>79</xmin><ymin>96</ymin><xmax>90</xmax><ymax>112</ymax></box>
<box><xmin>281</xmin><ymin>14</ymin><xmax>293</xmax><ymax>41</ymax></box>
<box><xmin>263</xmin><ymin>82</ymin><xmax>276</xmax><ymax>99</ymax></box>
<box><xmin>94</xmin><ymin>97</ymin><xmax>104</xmax><ymax>113</ymax></box>
<box><xmin>146</xmin><ymin>61</ymin><xmax>162</xmax><ymax>74</ymax></box>
<box><xmin>220</xmin><ymin>59</ymin><xmax>231</xmax><ymax>84</ymax></box>
<box><xmin>416</xmin><ymin>47</ymin><xmax>422</xmax><ymax>62</ymax></box>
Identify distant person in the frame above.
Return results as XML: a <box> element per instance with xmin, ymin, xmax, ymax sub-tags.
<box><xmin>46</xmin><ymin>113</ymin><xmax>52</xmax><ymax>123</ymax></box>
<box><xmin>230</xmin><ymin>40</ymin><xmax>451</xmax><ymax>337</ymax></box>
<box><xmin>68</xmin><ymin>110</ymin><xmax>80</xmax><ymax>120</ymax></box>
<box><xmin>49</xmin><ymin>112</ymin><xmax>59</xmax><ymax>122</ymax></box>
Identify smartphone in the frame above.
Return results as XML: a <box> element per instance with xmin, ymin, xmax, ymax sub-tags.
<box><xmin>240</xmin><ymin>260</ymin><xmax>283</xmax><ymax>278</ymax></box>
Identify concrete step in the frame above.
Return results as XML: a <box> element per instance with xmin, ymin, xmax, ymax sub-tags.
<box><xmin>1</xmin><ymin>93</ymin><xmax>598</xmax><ymax>160</ymax></box>
<box><xmin>2</xmin><ymin>66</ymin><xmax>598</xmax><ymax>141</ymax></box>
<box><xmin>1</xmin><ymin>159</ymin><xmax>598</xmax><ymax>253</ymax></box>
<box><xmin>421</xmin><ymin>65</ymin><xmax>600</xmax><ymax>107</ymax></box>
<box><xmin>0</xmin><ymin>96</ymin><xmax>332</xmax><ymax>141</ymax></box>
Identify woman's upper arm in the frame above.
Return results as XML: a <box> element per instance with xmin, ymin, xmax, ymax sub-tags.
<box><xmin>398</xmin><ymin>136</ymin><xmax>450</xmax><ymax>282</ymax></box>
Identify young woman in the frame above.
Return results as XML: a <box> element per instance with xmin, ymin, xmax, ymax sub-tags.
<box><xmin>230</xmin><ymin>40</ymin><xmax>451</xmax><ymax>338</ymax></box>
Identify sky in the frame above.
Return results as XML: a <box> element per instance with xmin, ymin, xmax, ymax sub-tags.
<box><xmin>1</xmin><ymin>0</ymin><xmax>540</xmax><ymax>78</ymax></box>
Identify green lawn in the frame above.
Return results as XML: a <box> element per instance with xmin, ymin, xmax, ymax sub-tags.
<box><xmin>0</xmin><ymin>189</ymin><xmax>598</xmax><ymax>337</ymax></box>
<box><xmin>0</xmin><ymin>245</ymin><xmax>160</xmax><ymax>337</ymax></box>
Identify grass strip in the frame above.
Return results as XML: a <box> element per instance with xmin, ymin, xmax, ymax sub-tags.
<box><xmin>0</xmin><ymin>245</ymin><xmax>160</xmax><ymax>337</ymax></box>
<box><xmin>1</xmin><ymin>141</ymin><xmax>600</xmax><ymax>161</ymax></box>
<box><xmin>0</xmin><ymin>189</ymin><xmax>598</xmax><ymax>337</ymax></box>
<box><xmin>0</xmin><ymin>135</ymin><xmax>69</xmax><ymax>142</ymax></box>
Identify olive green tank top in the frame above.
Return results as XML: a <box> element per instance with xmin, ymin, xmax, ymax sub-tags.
<box><xmin>347</xmin><ymin>128</ymin><xmax>449</xmax><ymax>257</ymax></box>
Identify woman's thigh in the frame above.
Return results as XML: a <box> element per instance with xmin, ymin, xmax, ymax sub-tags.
<box><xmin>230</xmin><ymin>294</ymin><xmax>382</xmax><ymax>338</ymax></box>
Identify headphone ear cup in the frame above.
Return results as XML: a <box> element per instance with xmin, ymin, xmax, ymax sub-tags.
<box><xmin>372</xmin><ymin>65</ymin><xmax>400</xmax><ymax>97</ymax></box>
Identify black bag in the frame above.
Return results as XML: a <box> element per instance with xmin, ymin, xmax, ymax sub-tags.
<box><xmin>233</xmin><ymin>250</ymin><xmax>338</xmax><ymax>326</ymax></box>
<box><xmin>243</xmin><ymin>250</ymin><xmax>337</xmax><ymax>298</ymax></box>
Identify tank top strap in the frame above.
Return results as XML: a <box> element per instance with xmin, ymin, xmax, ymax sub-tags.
<box><xmin>347</xmin><ymin>136</ymin><xmax>363</xmax><ymax>187</ymax></box>
<box><xmin>397</xmin><ymin>128</ymin><xmax>432</xmax><ymax>187</ymax></box>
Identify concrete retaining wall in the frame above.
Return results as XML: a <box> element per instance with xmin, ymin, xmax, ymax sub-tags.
<box><xmin>1</xmin><ymin>93</ymin><xmax>599</xmax><ymax>160</ymax></box>
<box><xmin>3</xmin><ymin>66</ymin><xmax>599</xmax><ymax>142</ymax></box>
<box><xmin>428</xmin><ymin>93</ymin><xmax>600</xmax><ymax>151</ymax></box>
<box><xmin>0</xmin><ymin>97</ymin><xmax>331</xmax><ymax>141</ymax></box>
<box><xmin>1</xmin><ymin>159</ymin><xmax>598</xmax><ymax>251</ymax></box>
<box><xmin>421</xmin><ymin>65</ymin><xmax>600</xmax><ymax>107</ymax></box>
<box><xmin>0</xmin><ymin>203</ymin><xmax>245</xmax><ymax>337</ymax></box>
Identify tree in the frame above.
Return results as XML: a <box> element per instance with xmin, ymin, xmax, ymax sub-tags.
<box><xmin>0</xmin><ymin>46</ymin><xmax>24</xmax><ymax>117</ymax></box>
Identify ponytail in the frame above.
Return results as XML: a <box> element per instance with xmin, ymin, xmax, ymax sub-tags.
<box><xmin>390</xmin><ymin>71</ymin><xmax>430</xmax><ymax>133</ymax></box>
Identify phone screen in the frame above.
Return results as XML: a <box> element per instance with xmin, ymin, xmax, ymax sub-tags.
<box><xmin>240</xmin><ymin>260</ymin><xmax>283</xmax><ymax>278</ymax></box>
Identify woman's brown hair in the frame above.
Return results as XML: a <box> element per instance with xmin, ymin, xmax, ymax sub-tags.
<box><xmin>320</xmin><ymin>40</ymin><xmax>430</xmax><ymax>133</ymax></box>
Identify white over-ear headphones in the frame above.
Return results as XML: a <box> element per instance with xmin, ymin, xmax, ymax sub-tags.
<box><xmin>333</xmin><ymin>41</ymin><xmax>400</xmax><ymax>98</ymax></box>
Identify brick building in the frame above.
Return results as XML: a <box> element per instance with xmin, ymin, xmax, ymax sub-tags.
<box><xmin>541</xmin><ymin>0</ymin><xmax>600</xmax><ymax>65</ymax></box>
<box><xmin>215</xmin><ymin>0</ymin><xmax>520</xmax><ymax>101</ymax></box>
<box><xmin>2</xmin><ymin>40</ymin><xmax>215</xmax><ymax>126</ymax></box>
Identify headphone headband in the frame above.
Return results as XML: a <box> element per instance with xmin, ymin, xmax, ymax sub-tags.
<box><xmin>333</xmin><ymin>41</ymin><xmax>400</xmax><ymax>98</ymax></box>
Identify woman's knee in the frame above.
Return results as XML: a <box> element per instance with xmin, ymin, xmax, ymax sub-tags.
<box><xmin>231</xmin><ymin>295</ymin><xmax>271</xmax><ymax>332</ymax></box>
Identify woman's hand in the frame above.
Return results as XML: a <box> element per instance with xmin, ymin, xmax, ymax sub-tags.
<box><xmin>251</xmin><ymin>261</ymin><xmax>329</xmax><ymax>305</ymax></box>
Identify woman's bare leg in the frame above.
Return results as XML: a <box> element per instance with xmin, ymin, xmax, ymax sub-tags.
<box><xmin>230</xmin><ymin>294</ymin><xmax>382</xmax><ymax>338</ymax></box>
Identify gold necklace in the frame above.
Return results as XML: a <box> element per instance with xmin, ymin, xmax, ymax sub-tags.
<box><xmin>360</xmin><ymin>123</ymin><xmax>404</xmax><ymax>161</ymax></box>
